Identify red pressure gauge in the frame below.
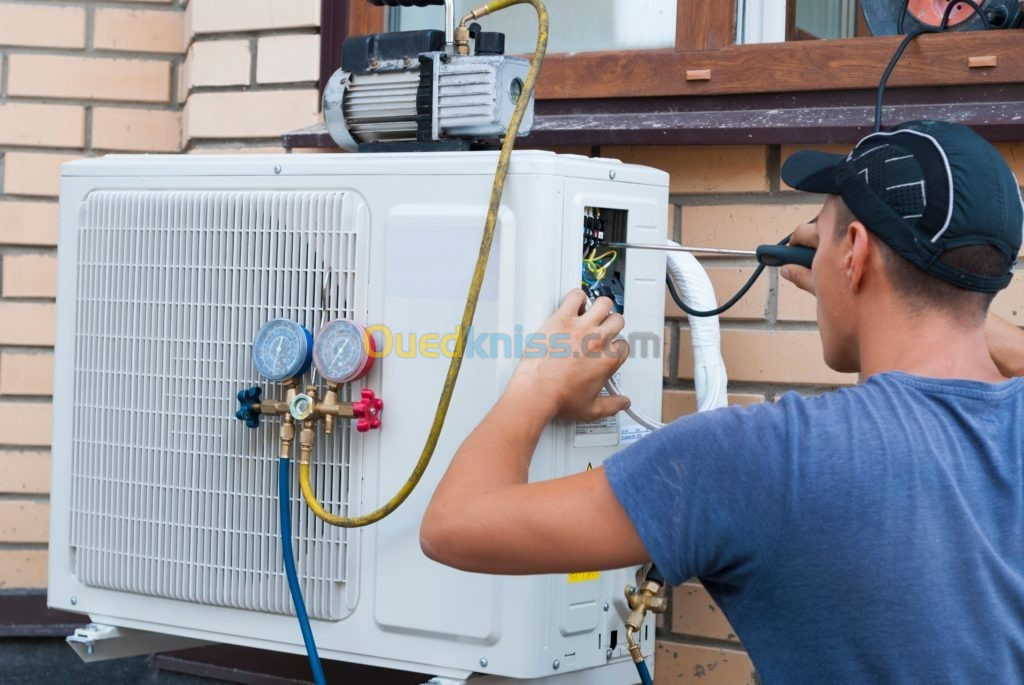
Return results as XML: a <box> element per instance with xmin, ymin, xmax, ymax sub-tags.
<box><xmin>312</xmin><ymin>319</ymin><xmax>376</xmax><ymax>384</ymax></box>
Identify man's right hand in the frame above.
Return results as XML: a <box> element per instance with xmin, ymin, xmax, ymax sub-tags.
<box><xmin>780</xmin><ymin>221</ymin><xmax>818</xmax><ymax>295</ymax></box>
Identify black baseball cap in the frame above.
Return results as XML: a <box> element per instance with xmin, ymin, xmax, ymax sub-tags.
<box><xmin>782</xmin><ymin>120</ymin><xmax>1023</xmax><ymax>293</ymax></box>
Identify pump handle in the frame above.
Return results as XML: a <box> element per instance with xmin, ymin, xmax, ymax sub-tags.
<box><xmin>367</xmin><ymin>0</ymin><xmax>447</xmax><ymax>6</ymax></box>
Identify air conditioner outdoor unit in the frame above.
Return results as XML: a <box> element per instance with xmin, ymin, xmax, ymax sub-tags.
<box><xmin>48</xmin><ymin>151</ymin><xmax>668</xmax><ymax>683</ymax></box>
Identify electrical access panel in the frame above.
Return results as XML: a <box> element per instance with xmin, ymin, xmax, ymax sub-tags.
<box><xmin>48</xmin><ymin>151</ymin><xmax>668</xmax><ymax>683</ymax></box>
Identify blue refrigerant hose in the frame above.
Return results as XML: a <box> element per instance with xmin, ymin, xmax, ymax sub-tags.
<box><xmin>636</xmin><ymin>659</ymin><xmax>654</xmax><ymax>685</ymax></box>
<box><xmin>279</xmin><ymin>457</ymin><xmax>328</xmax><ymax>685</ymax></box>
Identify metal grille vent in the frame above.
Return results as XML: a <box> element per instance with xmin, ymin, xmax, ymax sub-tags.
<box><xmin>69</xmin><ymin>190</ymin><xmax>364</xmax><ymax>621</ymax></box>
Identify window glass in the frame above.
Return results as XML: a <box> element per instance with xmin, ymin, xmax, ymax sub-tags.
<box><xmin>390</xmin><ymin>0</ymin><xmax>677</xmax><ymax>55</ymax></box>
<box><xmin>737</xmin><ymin>0</ymin><xmax>860</xmax><ymax>44</ymax></box>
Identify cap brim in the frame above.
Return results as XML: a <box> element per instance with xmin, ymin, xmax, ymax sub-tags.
<box><xmin>781</xmin><ymin>150</ymin><xmax>844</xmax><ymax>194</ymax></box>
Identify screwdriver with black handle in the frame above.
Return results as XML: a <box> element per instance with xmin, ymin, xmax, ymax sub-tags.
<box><xmin>606</xmin><ymin>242</ymin><xmax>816</xmax><ymax>269</ymax></box>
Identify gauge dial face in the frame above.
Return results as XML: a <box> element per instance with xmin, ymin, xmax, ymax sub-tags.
<box><xmin>313</xmin><ymin>319</ymin><xmax>375</xmax><ymax>384</ymax></box>
<box><xmin>252</xmin><ymin>319</ymin><xmax>312</xmax><ymax>381</ymax></box>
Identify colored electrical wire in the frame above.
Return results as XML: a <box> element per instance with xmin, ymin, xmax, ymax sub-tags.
<box><xmin>298</xmin><ymin>0</ymin><xmax>549</xmax><ymax>528</ymax></box>
<box><xmin>877</xmin><ymin>0</ymin><xmax>989</xmax><ymax>132</ymax></box>
<box><xmin>279</xmin><ymin>457</ymin><xmax>327</xmax><ymax>685</ymax></box>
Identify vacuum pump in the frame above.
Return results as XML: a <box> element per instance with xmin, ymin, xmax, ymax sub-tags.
<box><xmin>323</xmin><ymin>0</ymin><xmax>534</xmax><ymax>151</ymax></box>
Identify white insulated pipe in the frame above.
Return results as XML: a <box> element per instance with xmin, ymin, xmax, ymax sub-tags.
<box><xmin>606</xmin><ymin>239</ymin><xmax>729</xmax><ymax>431</ymax></box>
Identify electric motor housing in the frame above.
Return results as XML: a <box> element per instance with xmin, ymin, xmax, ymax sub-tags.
<box><xmin>862</xmin><ymin>0</ymin><xmax>1023</xmax><ymax>35</ymax></box>
<box><xmin>323</xmin><ymin>29</ymin><xmax>534</xmax><ymax>151</ymax></box>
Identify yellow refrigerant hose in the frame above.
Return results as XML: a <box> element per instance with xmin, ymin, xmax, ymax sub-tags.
<box><xmin>299</xmin><ymin>0</ymin><xmax>550</xmax><ymax>528</ymax></box>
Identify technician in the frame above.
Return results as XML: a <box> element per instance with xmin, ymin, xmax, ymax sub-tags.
<box><xmin>420</xmin><ymin>120</ymin><xmax>1024</xmax><ymax>682</ymax></box>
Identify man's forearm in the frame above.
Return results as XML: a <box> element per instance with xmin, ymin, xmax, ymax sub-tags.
<box><xmin>420</xmin><ymin>377</ymin><xmax>556</xmax><ymax>561</ymax></box>
<box><xmin>438</xmin><ymin>377</ymin><xmax>555</xmax><ymax>493</ymax></box>
<box><xmin>986</xmin><ymin>313</ymin><xmax>1024</xmax><ymax>377</ymax></box>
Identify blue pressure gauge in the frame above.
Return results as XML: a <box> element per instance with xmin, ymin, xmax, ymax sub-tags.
<box><xmin>252</xmin><ymin>318</ymin><xmax>313</xmax><ymax>381</ymax></box>
<box><xmin>313</xmin><ymin>319</ymin><xmax>376</xmax><ymax>384</ymax></box>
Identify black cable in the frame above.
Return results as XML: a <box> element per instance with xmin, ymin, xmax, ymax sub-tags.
<box><xmin>876</xmin><ymin>0</ymin><xmax>990</xmax><ymax>132</ymax></box>
<box><xmin>896</xmin><ymin>0</ymin><xmax>910</xmax><ymax>35</ymax></box>
<box><xmin>667</xmin><ymin>235</ymin><xmax>790</xmax><ymax>318</ymax></box>
<box><xmin>667</xmin><ymin>266</ymin><xmax>765</xmax><ymax>319</ymax></box>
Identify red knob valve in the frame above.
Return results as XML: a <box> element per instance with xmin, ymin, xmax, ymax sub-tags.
<box><xmin>352</xmin><ymin>388</ymin><xmax>383</xmax><ymax>433</ymax></box>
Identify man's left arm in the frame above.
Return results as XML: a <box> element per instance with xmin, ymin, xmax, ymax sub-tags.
<box><xmin>420</xmin><ymin>291</ymin><xmax>650</xmax><ymax>574</ymax></box>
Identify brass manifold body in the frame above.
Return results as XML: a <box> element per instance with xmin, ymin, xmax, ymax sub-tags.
<box><xmin>624</xmin><ymin>573</ymin><xmax>669</xmax><ymax>665</ymax></box>
<box><xmin>252</xmin><ymin>379</ymin><xmax>383</xmax><ymax>464</ymax></box>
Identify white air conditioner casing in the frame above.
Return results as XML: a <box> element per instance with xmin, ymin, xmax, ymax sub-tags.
<box><xmin>48</xmin><ymin>151</ymin><xmax>668</xmax><ymax>683</ymax></box>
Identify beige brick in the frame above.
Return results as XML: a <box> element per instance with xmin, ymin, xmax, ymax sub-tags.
<box><xmin>666</xmin><ymin>266</ymin><xmax>767</xmax><ymax>321</ymax></box>
<box><xmin>189</xmin><ymin>0</ymin><xmax>320</xmax><ymax>34</ymax></box>
<box><xmin>0</xmin><ymin>549</ymin><xmax>47</xmax><ymax>589</ymax></box>
<box><xmin>0</xmin><ymin>352</ymin><xmax>54</xmax><ymax>396</ymax></box>
<box><xmin>780</xmin><ymin>144</ymin><xmax>849</xmax><ymax>192</ymax></box>
<box><xmin>673</xmin><ymin>581</ymin><xmax>741</xmax><ymax>643</ymax></box>
<box><xmin>92</xmin><ymin>108</ymin><xmax>181</xmax><ymax>152</ymax></box>
<box><xmin>95</xmin><ymin>7</ymin><xmax>183</xmax><ymax>53</ymax></box>
<box><xmin>2</xmin><ymin>153</ymin><xmax>80</xmax><ymax>198</ymax></box>
<box><xmin>0</xmin><ymin>452</ymin><xmax>51</xmax><ymax>494</ymax></box>
<box><xmin>680</xmin><ymin>329</ymin><xmax>856</xmax><ymax>385</ymax></box>
<box><xmin>604</xmin><ymin>146</ymin><xmax>769</xmax><ymax>194</ymax></box>
<box><xmin>991</xmin><ymin>272</ymin><xmax>1024</xmax><ymax>326</ymax></box>
<box><xmin>257</xmin><ymin>34</ymin><xmax>319</xmax><ymax>84</ymax></box>
<box><xmin>0</xmin><ymin>501</ymin><xmax>48</xmax><ymax>543</ymax></box>
<box><xmin>663</xmin><ymin>389</ymin><xmax>765</xmax><ymax>422</ymax></box>
<box><xmin>0</xmin><ymin>103</ymin><xmax>84</xmax><ymax>148</ymax></box>
<box><xmin>0</xmin><ymin>202</ymin><xmax>58</xmax><ymax>246</ymax></box>
<box><xmin>8</xmin><ymin>54</ymin><xmax>171</xmax><ymax>103</ymax></box>
<box><xmin>0</xmin><ymin>4</ymin><xmax>85</xmax><ymax>49</ymax></box>
<box><xmin>184</xmin><ymin>40</ymin><xmax>251</xmax><ymax>89</ymax></box>
<box><xmin>777</xmin><ymin>276</ymin><xmax>818</xmax><ymax>322</ymax></box>
<box><xmin>189</xmin><ymin>145</ymin><xmax>289</xmax><ymax>155</ymax></box>
<box><xmin>0</xmin><ymin>402</ymin><xmax>52</xmax><ymax>447</ymax></box>
<box><xmin>2</xmin><ymin>254</ymin><xmax>57</xmax><ymax>298</ymax></box>
<box><xmin>682</xmin><ymin>204</ymin><xmax>821</xmax><ymax>252</ymax></box>
<box><xmin>0</xmin><ymin>303</ymin><xmax>56</xmax><ymax>346</ymax></box>
<box><xmin>655</xmin><ymin>640</ymin><xmax>756</xmax><ymax>684</ymax></box>
<box><xmin>995</xmin><ymin>143</ymin><xmax>1024</xmax><ymax>181</ymax></box>
<box><xmin>184</xmin><ymin>90</ymin><xmax>320</xmax><ymax>140</ymax></box>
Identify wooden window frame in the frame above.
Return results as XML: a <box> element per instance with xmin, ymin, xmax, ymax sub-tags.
<box><xmin>305</xmin><ymin>0</ymin><xmax>1024</xmax><ymax>147</ymax></box>
<box><xmin>323</xmin><ymin>1</ymin><xmax>1022</xmax><ymax>99</ymax></box>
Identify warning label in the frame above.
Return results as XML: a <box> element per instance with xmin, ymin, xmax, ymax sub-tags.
<box><xmin>568</xmin><ymin>571</ymin><xmax>600</xmax><ymax>584</ymax></box>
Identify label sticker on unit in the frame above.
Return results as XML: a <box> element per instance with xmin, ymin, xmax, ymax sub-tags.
<box><xmin>568</xmin><ymin>571</ymin><xmax>601</xmax><ymax>584</ymax></box>
<box><xmin>620</xmin><ymin>425</ymin><xmax>651</xmax><ymax>445</ymax></box>
<box><xmin>573</xmin><ymin>415</ymin><xmax>619</xmax><ymax>447</ymax></box>
<box><xmin>573</xmin><ymin>377</ymin><xmax>620</xmax><ymax>447</ymax></box>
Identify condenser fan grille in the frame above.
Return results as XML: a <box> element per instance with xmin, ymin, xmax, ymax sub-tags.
<box><xmin>68</xmin><ymin>190</ymin><xmax>366</xmax><ymax>621</ymax></box>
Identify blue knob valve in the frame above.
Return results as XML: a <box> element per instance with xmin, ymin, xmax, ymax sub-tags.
<box><xmin>236</xmin><ymin>386</ymin><xmax>263</xmax><ymax>429</ymax></box>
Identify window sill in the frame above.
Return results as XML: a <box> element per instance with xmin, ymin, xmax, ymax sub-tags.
<box><xmin>285</xmin><ymin>83</ymin><xmax>1023</xmax><ymax>149</ymax></box>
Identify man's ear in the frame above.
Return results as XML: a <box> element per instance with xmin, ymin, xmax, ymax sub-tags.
<box><xmin>846</xmin><ymin>221</ymin><xmax>872</xmax><ymax>293</ymax></box>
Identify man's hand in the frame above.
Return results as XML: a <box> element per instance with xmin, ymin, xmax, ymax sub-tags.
<box><xmin>779</xmin><ymin>221</ymin><xmax>819</xmax><ymax>295</ymax></box>
<box><xmin>509</xmin><ymin>289</ymin><xmax>631</xmax><ymax>422</ymax></box>
<box><xmin>420</xmin><ymin>289</ymin><xmax>648</xmax><ymax>574</ymax></box>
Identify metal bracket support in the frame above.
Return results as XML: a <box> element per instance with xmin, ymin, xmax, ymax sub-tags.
<box><xmin>66</xmin><ymin>623</ymin><xmax>212</xmax><ymax>663</ymax></box>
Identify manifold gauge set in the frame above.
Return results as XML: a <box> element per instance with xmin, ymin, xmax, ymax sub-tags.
<box><xmin>250</xmin><ymin>318</ymin><xmax>376</xmax><ymax>386</ymax></box>
<box><xmin>323</xmin><ymin>0</ymin><xmax>534</xmax><ymax>151</ymax></box>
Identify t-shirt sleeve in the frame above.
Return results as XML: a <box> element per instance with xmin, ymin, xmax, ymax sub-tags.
<box><xmin>604</xmin><ymin>397</ymin><xmax>794</xmax><ymax>589</ymax></box>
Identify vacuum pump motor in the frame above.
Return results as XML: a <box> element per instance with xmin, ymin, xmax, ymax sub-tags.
<box><xmin>324</xmin><ymin>27</ymin><xmax>534</xmax><ymax>151</ymax></box>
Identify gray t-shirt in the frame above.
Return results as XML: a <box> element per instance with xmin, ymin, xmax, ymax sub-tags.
<box><xmin>605</xmin><ymin>372</ymin><xmax>1024</xmax><ymax>683</ymax></box>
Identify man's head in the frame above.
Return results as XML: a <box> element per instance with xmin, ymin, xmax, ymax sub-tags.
<box><xmin>783</xmin><ymin>121</ymin><xmax>1023</xmax><ymax>373</ymax></box>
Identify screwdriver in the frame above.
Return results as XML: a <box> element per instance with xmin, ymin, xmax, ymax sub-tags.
<box><xmin>605</xmin><ymin>242</ymin><xmax>815</xmax><ymax>269</ymax></box>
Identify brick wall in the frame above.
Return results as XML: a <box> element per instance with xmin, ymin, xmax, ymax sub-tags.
<box><xmin>181</xmin><ymin>0</ymin><xmax>321</xmax><ymax>152</ymax></box>
<box><xmin>0</xmin><ymin>0</ymin><xmax>185</xmax><ymax>590</ymax></box>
